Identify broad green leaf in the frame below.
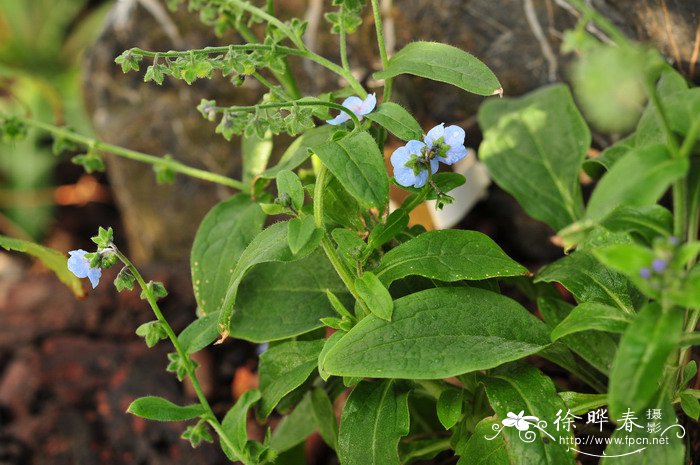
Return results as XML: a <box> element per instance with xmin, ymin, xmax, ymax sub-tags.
<box><xmin>318</xmin><ymin>330</ymin><xmax>346</xmax><ymax>381</ymax></box>
<box><xmin>539</xmin><ymin>298</ymin><xmax>617</xmax><ymax>375</ymax></box>
<box><xmin>601</xmin><ymin>397</ymin><xmax>684</xmax><ymax>465</ymax></box>
<box><xmin>310</xmin><ymin>388</ymin><xmax>338</xmax><ymax>450</ymax></box>
<box><xmin>593</xmin><ymin>243</ymin><xmax>658</xmax><ymax>298</ymax></box>
<box><xmin>436</xmin><ymin>388</ymin><xmax>463</xmax><ymax>430</ymax></box>
<box><xmin>558</xmin><ymin>391</ymin><xmax>607</xmax><ymax>415</ymax></box>
<box><xmin>221</xmin><ymin>389</ymin><xmax>262</xmax><ymax>459</ymax></box>
<box><xmin>242</xmin><ymin>130</ymin><xmax>273</xmax><ymax>185</ymax></box>
<box><xmin>373</xmin><ymin>41</ymin><xmax>501</xmax><ymax>96</ymax></box>
<box><xmin>600</xmin><ymin>205</ymin><xmax>673</xmax><ymax>244</ymax></box>
<box><xmin>287</xmin><ymin>216</ymin><xmax>320</xmax><ymax>254</ymax></box>
<box><xmin>608</xmin><ymin>302</ymin><xmax>683</xmax><ymax>419</ymax></box>
<box><xmin>482</xmin><ymin>364</ymin><xmax>576</xmax><ymax>465</ymax></box>
<box><xmin>456</xmin><ymin>416</ymin><xmax>509</xmax><ymax>465</ymax></box>
<box><xmin>261</xmin><ymin>125</ymin><xmax>334</xmax><ymax>178</ymax></box>
<box><xmin>662</xmin><ymin>87</ymin><xmax>700</xmax><ymax>135</ymax></box>
<box><xmin>582</xmin><ymin>134</ymin><xmax>633</xmax><ymax>179</ymax></box>
<box><xmin>258</xmin><ymin>339</ymin><xmax>325</xmax><ymax>418</ymax></box>
<box><xmin>680</xmin><ymin>392</ymin><xmax>700</xmax><ymax>420</ymax></box>
<box><xmin>366</xmin><ymin>208</ymin><xmax>409</xmax><ymax>253</ymax></box>
<box><xmin>0</xmin><ymin>235</ymin><xmax>83</xmax><ymax>297</ymax></box>
<box><xmin>355</xmin><ymin>271</ymin><xmax>393</xmax><ymax>320</ymax></box>
<box><xmin>323</xmin><ymin>176</ymin><xmax>364</xmax><ymax>230</ymax></box>
<box><xmin>337</xmin><ymin>380</ymin><xmax>410</xmax><ymax>465</ymax></box>
<box><xmin>668</xmin><ymin>264</ymin><xmax>700</xmax><ymax>308</ymax></box>
<box><xmin>219</xmin><ymin>221</ymin><xmax>319</xmax><ymax>334</ymax></box>
<box><xmin>550</xmin><ymin>302</ymin><xmax>632</xmax><ymax>341</ymax></box>
<box><xmin>126</xmin><ymin>396</ymin><xmax>205</xmax><ymax>421</ymax></box>
<box><xmin>323</xmin><ymin>287</ymin><xmax>550</xmax><ymax>379</ymax></box>
<box><xmin>375</xmin><ymin>230</ymin><xmax>527</xmax><ymax>287</ymax></box>
<box><xmin>536</xmin><ymin>250</ymin><xmax>641</xmax><ymax>313</ymax></box>
<box><xmin>478</xmin><ymin>84</ymin><xmax>589</xmax><ymax>230</ymax></box>
<box><xmin>191</xmin><ymin>195</ymin><xmax>264</xmax><ymax>316</ymax></box>
<box><xmin>365</xmin><ymin>102</ymin><xmax>423</xmax><ymax>141</ymax></box>
<box><xmin>232</xmin><ymin>249</ymin><xmax>353</xmax><ymax>342</ymax></box>
<box><xmin>313</xmin><ymin>131</ymin><xmax>389</xmax><ymax>210</ymax></box>
<box><xmin>270</xmin><ymin>392</ymin><xmax>318</xmax><ymax>453</ymax></box>
<box><xmin>332</xmin><ymin>228</ymin><xmax>366</xmax><ymax>269</ymax></box>
<box><xmin>178</xmin><ymin>311</ymin><xmax>221</xmax><ymax>353</ymax></box>
<box><xmin>276</xmin><ymin>169</ymin><xmax>305</xmax><ymax>211</ymax></box>
<box><xmin>586</xmin><ymin>144</ymin><xmax>687</xmax><ymax>221</ymax></box>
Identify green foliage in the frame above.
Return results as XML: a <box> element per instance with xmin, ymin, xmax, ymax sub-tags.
<box><xmin>365</xmin><ymin>103</ymin><xmax>423</xmax><ymax>141</ymax></box>
<box><xmin>127</xmin><ymin>396</ymin><xmax>205</xmax><ymax>421</ymax></box>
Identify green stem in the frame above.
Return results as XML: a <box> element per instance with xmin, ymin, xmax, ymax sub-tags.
<box><xmin>314</xmin><ymin>165</ymin><xmax>372</xmax><ymax>317</ymax></box>
<box><xmin>132</xmin><ymin>45</ymin><xmax>366</xmax><ymax>98</ymax></box>
<box><xmin>114</xmin><ymin>249</ymin><xmax>243</xmax><ymax>460</ymax></box>
<box><xmin>226</xmin><ymin>0</ymin><xmax>306</xmax><ymax>50</ymax></box>
<box><xmin>21</xmin><ymin>118</ymin><xmax>245</xmax><ymax>190</ymax></box>
<box><xmin>252</xmin><ymin>71</ymin><xmax>288</xmax><ymax>99</ymax></box>
<box><xmin>339</xmin><ymin>6</ymin><xmax>351</xmax><ymax>73</ymax></box>
<box><xmin>565</xmin><ymin>0</ymin><xmax>630</xmax><ymax>45</ymax></box>
<box><xmin>370</xmin><ymin>0</ymin><xmax>392</xmax><ymax>101</ymax></box>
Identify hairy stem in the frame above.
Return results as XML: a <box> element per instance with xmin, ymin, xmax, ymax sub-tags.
<box><xmin>339</xmin><ymin>6</ymin><xmax>351</xmax><ymax>73</ymax></box>
<box><xmin>21</xmin><ymin>118</ymin><xmax>245</xmax><ymax>190</ymax></box>
<box><xmin>370</xmin><ymin>0</ymin><xmax>392</xmax><ymax>101</ymax></box>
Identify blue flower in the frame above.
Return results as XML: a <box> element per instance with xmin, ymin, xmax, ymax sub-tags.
<box><xmin>424</xmin><ymin>123</ymin><xmax>468</xmax><ymax>165</ymax></box>
<box><xmin>652</xmin><ymin>258</ymin><xmax>667</xmax><ymax>273</ymax></box>
<box><xmin>67</xmin><ymin>249</ymin><xmax>102</xmax><ymax>289</ymax></box>
<box><xmin>391</xmin><ymin>140</ymin><xmax>439</xmax><ymax>188</ymax></box>
<box><xmin>326</xmin><ymin>93</ymin><xmax>377</xmax><ymax>125</ymax></box>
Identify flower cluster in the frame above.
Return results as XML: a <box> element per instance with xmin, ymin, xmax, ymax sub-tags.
<box><xmin>66</xmin><ymin>227</ymin><xmax>118</xmax><ymax>289</ymax></box>
<box><xmin>390</xmin><ymin>123</ymin><xmax>468</xmax><ymax>188</ymax></box>
<box><xmin>639</xmin><ymin>236</ymin><xmax>681</xmax><ymax>288</ymax></box>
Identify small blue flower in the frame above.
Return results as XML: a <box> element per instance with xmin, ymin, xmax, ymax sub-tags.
<box><xmin>326</xmin><ymin>93</ymin><xmax>377</xmax><ymax>125</ymax></box>
<box><xmin>639</xmin><ymin>267</ymin><xmax>651</xmax><ymax>279</ymax></box>
<box><xmin>67</xmin><ymin>249</ymin><xmax>102</xmax><ymax>289</ymax></box>
<box><xmin>424</xmin><ymin>123</ymin><xmax>468</xmax><ymax>165</ymax></box>
<box><xmin>391</xmin><ymin>140</ymin><xmax>439</xmax><ymax>188</ymax></box>
<box><xmin>652</xmin><ymin>258</ymin><xmax>667</xmax><ymax>273</ymax></box>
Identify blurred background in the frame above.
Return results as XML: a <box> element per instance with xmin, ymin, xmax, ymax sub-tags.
<box><xmin>0</xmin><ymin>0</ymin><xmax>697</xmax><ymax>464</ymax></box>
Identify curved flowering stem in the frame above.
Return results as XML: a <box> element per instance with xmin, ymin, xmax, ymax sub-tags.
<box><xmin>17</xmin><ymin>118</ymin><xmax>245</xmax><ymax>190</ymax></box>
<box><xmin>130</xmin><ymin>45</ymin><xmax>367</xmax><ymax>98</ymax></box>
<box><xmin>112</xmin><ymin>246</ymin><xmax>245</xmax><ymax>461</ymax></box>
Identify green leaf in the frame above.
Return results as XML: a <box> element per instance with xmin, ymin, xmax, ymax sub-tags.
<box><xmin>322</xmin><ymin>287</ymin><xmax>550</xmax><ymax>379</ymax></box>
<box><xmin>373</xmin><ymin>41</ymin><xmax>501</xmax><ymax>96</ymax></box>
<box><xmin>126</xmin><ymin>396</ymin><xmax>205</xmax><ymax>421</ymax></box>
<box><xmin>680</xmin><ymin>392</ymin><xmax>700</xmax><ymax>420</ymax></box>
<box><xmin>242</xmin><ymin>130</ymin><xmax>273</xmax><ymax>186</ymax></box>
<box><xmin>365</xmin><ymin>102</ymin><xmax>423</xmax><ymax>141</ymax></box>
<box><xmin>287</xmin><ymin>216</ymin><xmax>320</xmax><ymax>255</ymax></box>
<box><xmin>539</xmin><ymin>297</ymin><xmax>617</xmax><ymax>375</ymax></box>
<box><xmin>436</xmin><ymin>388</ymin><xmax>463</xmax><ymax>430</ymax></box>
<box><xmin>608</xmin><ymin>302</ymin><xmax>684</xmax><ymax>419</ymax></box>
<box><xmin>536</xmin><ymin>250</ymin><xmax>641</xmax><ymax>313</ymax></box>
<box><xmin>318</xmin><ymin>331</ymin><xmax>346</xmax><ymax>381</ymax></box>
<box><xmin>478</xmin><ymin>84</ymin><xmax>589</xmax><ymax>230</ymax></box>
<box><xmin>600</xmin><ymin>205</ymin><xmax>673</xmax><ymax>244</ymax></box>
<box><xmin>221</xmin><ymin>389</ymin><xmax>261</xmax><ymax>461</ymax></box>
<box><xmin>582</xmin><ymin>134</ymin><xmax>633</xmax><ymax>179</ymax></box>
<box><xmin>668</xmin><ymin>264</ymin><xmax>700</xmax><ymax>308</ymax></box>
<box><xmin>593</xmin><ymin>243</ymin><xmax>658</xmax><ymax>298</ymax></box>
<box><xmin>191</xmin><ymin>195</ymin><xmax>264</xmax><ymax>316</ymax></box>
<box><xmin>261</xmin><ymin>125</ymin><xmax>334</xmax><ymax>178</ymax></box>
<box><xmin>375</xmin><ymin>230</ymin><xmax>527</xmax><ymax>287</ymax></box>
<box><xmin>310</xmin><ymin>388</ymin><xmax>338</xmax><ymax>450</ymax></box>
<box><xmin>558</xmin><ymin>391</ymin><xmax>608</xmax><ymax>415</ymax></box>
<box><xmin>482</xmin><ymin>364</ymin><xmax>576</xmax><ymax>465</ymax></box>
<box><xmin>277</xmin><ymin>169</ymin><xmax>305</xmax><ymax>211</ymax></box>
<box><xmin>456</xmin><ymin>416</ymin><xmax>509</xmax><ymax>465</ymax></box>
<box><xmin>355</xmin><ymin>271</ymin><xmax>393</xmax><ymax>320</ymax></box>
<box><xmin>662</xmin><ymin>87</ymin><xmax>700</xmax><ymax>135</ymax></box>
<box><xmin>219</xmin><ymin>221</ymin><xmax>320</xmax><ymax>334</ymax></box>
<box><xmin>178</xmin><ymin>311</ymin><xmax>221</xmax><ymax>353</ymax></box>
<box><xmin>0</xmin><ymin>235</ymin><xmax>84</xmax><ymax>297</ymax></box>
<box><xmin>258</xmin><ymin>340</ymin><xmax>325</xmax><ymax>418</ymax></box>
<box><xmin>585</xmin><ymin>144</ymin><xmax>687</xmax><ymax>221</ymax></box>
<box><xmin>323</xmin><ymin>176</ymin><xmax>364</xmax><ymax>230</ymax></box>
<box><xmin>337</xmin><ymin>380</ymin><xmax>410</xmax><ymax>465</ymax></box>
<box><xmin>231</xmin><ymin>249</ymin><xmax>353</xmax><ymax>342</ymax></box>
<box><xmin>270</xmin><ymin>392</ymin><xmax>318</xmax><ymax>453</ymax></box>
<box><xmin>366</xmin><ymin>209</ymin><xmax>409</xmax><ymax>253</ymax></box>
<box><xmin>313</xmin><ymin>131</ymin><xmax>389</xmax><ymax>210</ymax></box>
<box><xmin>550</xmin><ymin>302</ymin><xmax>633</xmax><ymax>341</ymax></box>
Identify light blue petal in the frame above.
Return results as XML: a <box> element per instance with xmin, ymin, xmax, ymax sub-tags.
<box><xmin>341</xmin><ymin>96</ymin><xmax>364</xmax><ymax>111</ymax></box>
<box><xmin>87</xmin><ymin>267</ymin><xmax>102</xmax><ymax>289</ymax></box>
<box><xmin>405</xmin><ymin>140</ymin><xmax>426</xmax><ymax>155</ymax></box>
<box><xmin>394</xmin><ymin>164</ymin><xmax>417</xmax><ymax>187</ymax></box>
<box><xmin>430</xmin><ymin>158</ymin><xmax>440</xmax><ymax>174</ymax></box>
<box><xmin>443</xmin><ymin>125</ymin><xmax>466</xmax><ymax>147</ymax></box>
<box><xmin>390</xmin><ymin>145</ymin><xmax>411</xmax><ymax>167</ymax></box>
<box><xmin>424</xmin><ymin>123</ymin><xmax>445</xmax><ymax>147</ymax></box>
<box><xmin>67</xmin><ymin>249</ymin><xmax>90</xmax><ymax>279</ymax></box>
<box><xmin>438</xmin><ymin>145</ymin><xmax>468</xmax><ymax>165</ymax></box>
<box><xmin>414</xmin><ymin>170</ymin><xmax>429</xmax><ymax>188</ymax></box>
<box><xmin>358</xmin><ymin>93</ymin><xmax>377</xmax><ymax>115</ymax></box>
<box><xmin>326</xmin><ymin>113</ymin><xmax>350</xmax><ymax>125</ymax></box>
